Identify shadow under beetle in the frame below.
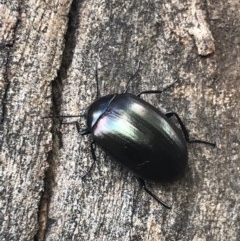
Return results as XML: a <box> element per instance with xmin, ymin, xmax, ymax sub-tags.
<box><xmin>51</xmin><ymin>62</ymin><xmax>215</xmax><ymax>209</ymax></box>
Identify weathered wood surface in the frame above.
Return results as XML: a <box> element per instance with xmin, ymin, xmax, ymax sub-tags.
<box><xmin>0</xmin><ymin>0</ymin><xmax>239</xmax><ymax>240</ymax></box>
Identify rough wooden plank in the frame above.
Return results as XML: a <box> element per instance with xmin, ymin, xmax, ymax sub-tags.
<box><xmin>1</xmin><ymin>0</ymin><xmax>239</xmax><ymax>240</ymax></box>
<box><xmin>0</xmin><ymin>0</ymin><xmax>72</xmax><ymax>240</ymax></box>
<box><xmin>44</xmin><ymin>0</ymin><xmax>239</xmax><ymax>240</ymax></box>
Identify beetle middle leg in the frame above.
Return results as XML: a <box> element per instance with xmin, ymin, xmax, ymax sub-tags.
<box><xmin>165</xmin><ymin>111</ymin><xmax>216</xmax><ymax>146</ymax></box>
<box><xmin>136</xmin><ymin>178</ymin><xmax>171</xmax><ymax>209</ymax></box>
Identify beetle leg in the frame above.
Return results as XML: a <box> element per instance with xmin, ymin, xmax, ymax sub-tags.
<box><xmin>136</xmin><ymin>178</ymin><xmax>171</xmax><ymax>209</ymax></box>
<box><xmin>165</xmin><ymin>111</ymin><xmax>216</xmax><ymax>146</ymax></box>
<box><xmin>61</xmin><ymin>120</ymin><xmax>90</xmax><ymax>136</ymax></box>
<box><xmin>137</xmin><ymin>79</ymin><xmax>177</xmax><ymax>98</ymax></box>
<box><xmin>79</xmin><ymin>128</ymin><xmax>91</xmax><ymax>136</ymax></box>
<box><xmin>72</xmin><ymin>121</ymin><xmax>90</xmax><ymax>136</ymax></box>
<box><xmin>80</xmin><ymin>141</ymin><xmax>97</xmax><ymax>178</ymax></box>
<box><xmin>61</xmin><ymin>121</ymin><xmax>94</xmax><ymax>178</ymax></box>
<box><xmin>124</xmin><ymin>61</ymin><xmax>142</xmax><ymax>93</ymax></box>
<box><xmin>95</xmin><ymin>61</ymin><xmax>101</xmax><ymax>99</ymax></box>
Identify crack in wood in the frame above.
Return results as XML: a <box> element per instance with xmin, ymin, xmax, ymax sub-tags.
<box><xmin>34</xmin><ymin>0</ymin><xmax>84</xmax><ymax>240</ymax></box>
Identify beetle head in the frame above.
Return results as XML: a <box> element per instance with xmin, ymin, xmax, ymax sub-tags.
<box><xmin>86</xmin><ymin>94</ymin><xmax>116</xmax><ymax>130</ymax></box>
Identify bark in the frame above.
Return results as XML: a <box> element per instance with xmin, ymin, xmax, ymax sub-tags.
<box><xmin>0</xmin><ymin>0</ymin><xmax>239</xmax><ymax>241</ymax></box>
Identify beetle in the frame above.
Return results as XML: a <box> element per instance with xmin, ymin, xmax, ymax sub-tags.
<box><xmin>54</xmin><ymin>62</ymin><xmax>215</xmax><ymax>209</ymax></box>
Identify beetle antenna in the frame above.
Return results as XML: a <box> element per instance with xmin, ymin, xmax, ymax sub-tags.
<box><xmin>124</xmin><ymin>61</ymin><xmax>142</xmax><ymax>93</ymax></box>
<box><xmin>42</xmin><ymin>114</ymin><xmax>83</xmax><ymax>119</ymax></box>
<box><xmin>95</xmin><ymin>61</ymin><xmax>101</xmax><ymax>99</ymax></box>
<box><xmin>42</xmin><ymin>110</ymin><xmax>87</xmax><ymax>119</ymax></box>
<box><xmin>137</xmin><ymin>178</ymin><xmax>171</xmax><ymax>209</ymax></box>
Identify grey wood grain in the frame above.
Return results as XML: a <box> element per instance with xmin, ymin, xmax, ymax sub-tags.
<box><xmin>0</xmin><ymin>0</ymin><xmax>239</xmax><ymax>240</ymax></box>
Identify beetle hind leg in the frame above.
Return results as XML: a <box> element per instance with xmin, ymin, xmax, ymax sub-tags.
<box><xmin>137</xmin><ymin>178</ymin><xmax>171</xmax><ymax>209</ymax></box>
<box><xmin>165</xmin><ymin>111</ymin><xmax>216</xmax><ymax>147</ymax></box>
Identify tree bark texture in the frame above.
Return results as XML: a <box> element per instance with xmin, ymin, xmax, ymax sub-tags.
<box><xmin>0</xmin><ymin>0</ymin><xmax>239</xmax><ymax>241</ymax></box>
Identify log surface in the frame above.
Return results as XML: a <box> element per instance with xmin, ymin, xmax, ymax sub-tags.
<box><xmin>0</xmin><ymin>0</ymin><xmax>239</xmax><ymax>240</ymax></box>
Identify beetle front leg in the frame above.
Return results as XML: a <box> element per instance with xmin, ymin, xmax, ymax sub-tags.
<box><xmin>136</xmin><ymin>178</ymin><xmax>171</xmax><ymax>209</ymax></box>
<box><xmin>80</xmin><ymin>141</ymin><xmax>97</xmax><ymax>178</ymax></box>
<box><xmin>61</xmin><ymin>121</ymin><xmax>94</xmax><ymax>178</ymax></box>
<box><xmin>61</xmin><ymin>120</ymin><xmax>90</xmax><ymax>136</ymax></box>
<box><xmin>165</xmin><ymin>111</ymin><xmax>216</xmax><ymax>146</ymax></box>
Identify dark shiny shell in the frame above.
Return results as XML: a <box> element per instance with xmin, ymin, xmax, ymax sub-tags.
<box><xmin>88</xmin><ymin>93</ymin><xmax>188</xmax><ymax>182</ymax></box>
